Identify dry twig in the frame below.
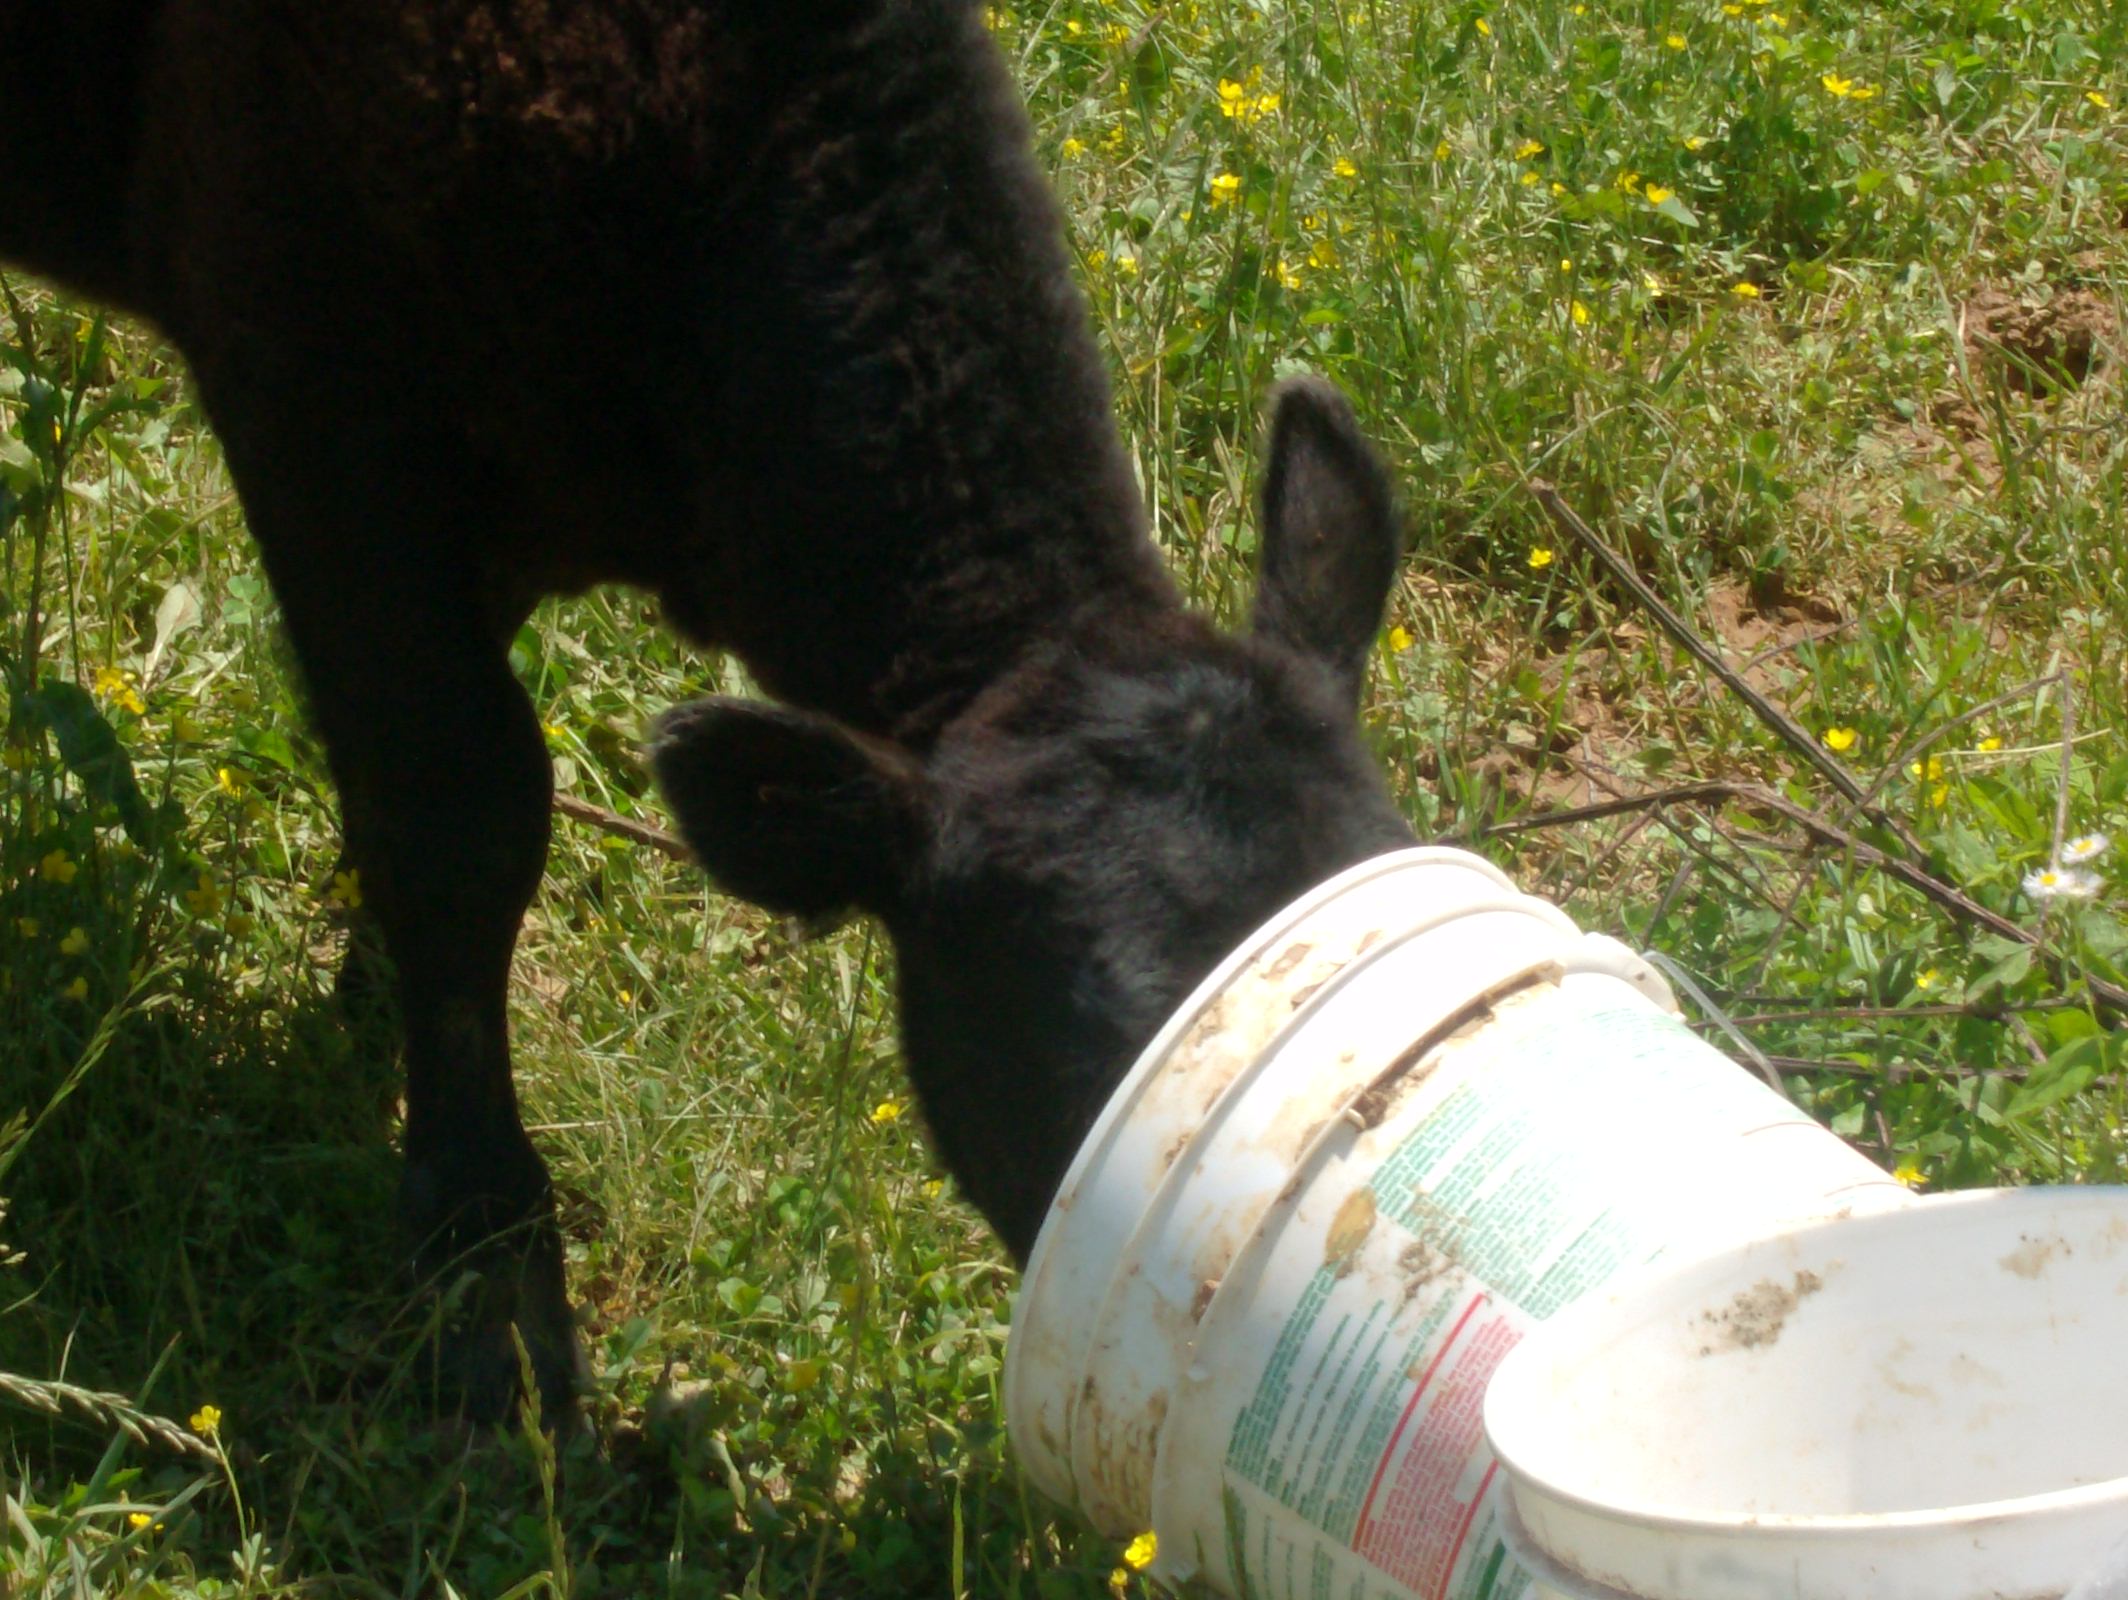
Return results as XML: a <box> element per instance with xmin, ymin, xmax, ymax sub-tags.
<box><xmin>1483</xmin><ymin>780</ymin><xmax>2128</xmax><ymax>1021</ymax></box>
<box><xmin>552</xmin><ymin>794</ymin><xmax>692</xmax><ymax>863</ymax></box>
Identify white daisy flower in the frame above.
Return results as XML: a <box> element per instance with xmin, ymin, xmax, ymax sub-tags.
<box><xmin>2024</xmin><ymin>866</ymin><xmax>2101</xmax><ymax>900</ymax></box>
<box><xmin>2060</xmin><ymin>833</ymin><xmax>2109</xmax><ymax>865</ymax></box>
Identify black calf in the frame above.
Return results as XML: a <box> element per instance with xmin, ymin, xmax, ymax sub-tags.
<box><xmin>0</xmin><ymin>0</ymin><xmax>1414</xmax><ymax>1416</ymax></box>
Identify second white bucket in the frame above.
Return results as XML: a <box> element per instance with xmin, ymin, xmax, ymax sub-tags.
<box><xmin>1004</xmin><ymin>845</ymin><xmax>1910</xmax><ymax>1599</ymax></box>
<box><xmin>1484</xmin><ymin>1187</ymin><xmax>2128</xmax><ymax>1600</ymax></box>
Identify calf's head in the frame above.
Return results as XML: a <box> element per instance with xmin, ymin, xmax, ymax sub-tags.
<box><xmin>652</xmin><ymin>379</ymin><xmax>1415</xmax><ymax>1257</ymax></box>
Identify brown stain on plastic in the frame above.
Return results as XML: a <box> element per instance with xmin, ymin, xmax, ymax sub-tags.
<box><xmin>1191</xmin><ymin>1276</ymin><xmax>1220</xmax><ymax>1322</ymax></box>
<box><xmin>1264</xmin><ymin>942</ymin><xmax>1313</xmax><ymax>981</ymax></box>
<box><xmin>2000</xmin><ymin>1234</ymin><xmax>2065</xmax><ymax>1279</ymax></box>
<box><xmin>1696</xmin><ymin>1269</ymin><xmax>1823</xmax><ymax>1354</ymax></box>
<box><xmin>1324</xmin><ymin>1188</ymin><xmax>1378</xmax><ymax>1276</ymax></box>
<box><xmin>1082</xmin><ymin>1378</ymin><xmax>1169</xmax><ymax>1529</ymax></box>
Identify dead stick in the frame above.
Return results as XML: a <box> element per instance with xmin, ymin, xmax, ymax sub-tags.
<box><xmin>1481</xmin><ymin>779</ymin><xmax>2128</xmax><ymax>1020</ymax></box>
<box><xmin>1726</xmin><ymin>998</ymin><xmax>2080</xmax><ymax>1025</ymax></box>
<box><xmin>1527</xmin><ymin>479</ymin><xmax>1924</xmax><ymax>858</ymax></box>
<box><xmin>1759</xmin><ymin>1054</ymin><xmax>2028</xmax><ymax>1084</ymax></box>
<box><xmin>552</xmin><ymin>793</ymin><xmax>692</xmax><ymax>864</ymax></box>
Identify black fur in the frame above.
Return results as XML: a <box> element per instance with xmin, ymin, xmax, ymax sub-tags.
<box><xmin>0</xmin><ymin>0</ymin><xmax>1415</xmax><ymax>1417</ymax></box>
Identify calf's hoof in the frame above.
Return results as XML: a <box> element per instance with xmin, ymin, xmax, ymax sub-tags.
<box><xmin>401</xmin><ymin>1164</ymin><xmax>588</xmax><ymax>1425</ymax></box>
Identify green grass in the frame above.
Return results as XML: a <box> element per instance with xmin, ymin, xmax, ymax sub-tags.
<box><xmin>3</xmin><ymin>0</ymin><xmax>2126</xmax><ymax>1592</ymax></box>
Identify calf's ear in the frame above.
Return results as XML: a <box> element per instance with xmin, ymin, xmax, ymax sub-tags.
<box><xmin>650</xmin><ymin>698</ymin><xmax>928</xmax><ymax>922</ymax></box>
<box><xmin>1249</xmin><ymin>376</ymin><xmax>1403</xmax><ymax>706</ymax></box>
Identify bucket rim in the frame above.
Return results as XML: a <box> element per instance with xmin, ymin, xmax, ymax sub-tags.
<box><xmin>1485</xmin><ymin>1185</ymin><xmax>2128</xmax><ymax>1538</ymax></box>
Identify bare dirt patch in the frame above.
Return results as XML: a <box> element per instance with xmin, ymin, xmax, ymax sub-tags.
<box><xmin>1703</xmin><ymin>578</ymin><xmax>1842</xmax><ymax>693</ymax></box>
<box><xmin>1962</xmin><ymin>283</ymin><xmax>2117</xmax><ymax>395</ymax></box>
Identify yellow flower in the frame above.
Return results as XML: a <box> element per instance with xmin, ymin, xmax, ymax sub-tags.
<box><xmin>1615</xmin><ymin>169</ymin><xmax>1642</xmax><ymax>194</ymax></box>
<box><xmin>41</xmin><ymin>849</ymin><xmax>77</xmax><ymax>885</ymax></box>
<box><xmin>1822</xmin><ymin>726</ymin><xmax>1858</xmax><ymax>753</ymax></box>
<box><xmin>2088</xmin><ymin>91</ymin><xmax>2111</xmax><ymax>110</ymax></box>
<box><xmin>1569</xmin><ymin>299</ymin><xmax>1590</xmax><ymax>325</ymax></box>
<box><xmin>1061</xmin><ymin>137</ymin><xmax>1086</xmax><ymax>158</ymax></box>
<box><xmin>59</xmin><ymin>926</ymin><xmax>89</xmax><ymax>957</ymax></box>
<box><xmin>63</xmin><ymin>976</ymin><xmax>89</xmax><ymax>1002</ymax></box>
<box><xmin>617</xmin><ymin>988</ymin><xmax>634</xmax><ymax>1005</ymax></box>
<box><xmin>1514</xmin><ymin>138</ymin><xmax>1545</xmax><ymax>160</ymax></box>
<box><xmin>1216</xmin><ymin>69</ymin><xmax>1279</xmax><ymax>124</ymax></box>
<box><xmin>1907</xmin><ymin>756</ymin><xmax>1945</xmax><ymax>782</ymax></box>
<box><xmin>128</xmin><ymin>1512</ymin><xmax>153</xmax><ymax>1531</ymax></box>
<box><xmin>1559</xmin><ymin>257</ymin><xmax>1574</xmax><ymax>272</ymax></box>
<box><xmin>1550</xmin><ymin>181</ymin><xmax>1566</xmax><ymax>195</ymax></box>
<box><xmin>1474</xmin><ymin>17</ymin><xmax>1491</xmax><ymax>35</ymax></box>
<box><xmin>922</xmin><ymin>1178</ymin><xmax>945</xmax><ymax>1198</ymax></box>
<box><xmin>1731</xmin><ymin>280</ymin><xmax>1761</xmax><ymax>298</ymax></box>
<box><xmin>1684</xmin><ymin>135</ymin><xmax>1707</xmax><ymax>151</ymax></box>
<box><xmin>216</xmin><ymin>766</ymin><xmax>248</xmax><ymax>797</ymax></box>
<box><xmin>1435</xmin><ymin>138</ymin><xmax>1453</xmax><ymax>161</ymax></box>
<box><xmin>189</xmin><ymin>1404</ymin><xmax>221</xmax><ymax>1437</ymax></box>
<box><xmin>1665</xmin><ymin>31</ymin><xmax>1687</xmax><ymax>49</ymax></box>
<box><xmin>1334</xmin><ymin>156</ymin><xmax>1359</xmax><ymax>178</ymax></box>
<box><xmin>871</xmin><ymin>1100</ymin><xmax>905</xmax><ymax>1125</ymax></box>
<box><xmin>92</xmin><ymin>665</ymin><xmax>146</xmax><ymax>716</ymax></box>
<box><xmin>1976</xmin><ymin>735</ymin><xmax>2002</xmax><ymax>752</ymax></box>
<box><xmin>1892</xmin><ymin>1160</ymin><xmax>1926</xmax><ymax>1189</ymax></box>
<box><xmin>1274</xmin><ymin>259</ymin><xmax>1303</xmax><ymax>289</ymax></box>
<box><xmin>1123</xmin><ymin>1531</ymin><xmax>1158</xmax><ymax>1569</ymax></box>
<box><xmin>1208</xmin><ymin>171</ymin><xmax>1242</xmax><ymax>205</ymax></box>
<box><xmin>1914</xmin><ymin>967</ymin><xmax>1939</xmax><ymax>991</ymax></box>
<box><xmin>1528</xmin><ymin>546</ymin><xmax>1556</xmax><ymax>569</ymax></box>
<box><xmin>183</xmin><ymin>873</ymin><xmax>223</xmax><ymax>917</ymax></box>
<box><xmin>1929</xmin><ymin>783</ymin><xmax>1949</xmax><ymax>808</ymax></box>
<box><xmin>1106</xmin><ymin>23</ymin><xmax>1130</xmax><ymax>45</ymax></box>
<box><xmin>1386</xmin><ymin>625</ymin><xmax>1415</xmax><ymax>653</ymax></box>
<box><xmin>1520</xmin><ymin>169</ymin><xmax>1541</xmax><ymax>186</ymax></box>
<box><xmin>1643</xmin><ymin>183</ymin><xmax>1675</xmax><ymax>204</ymax></box>
<box><xmin>1820</xmin><ymin>73</ymin><xmax>1876</xmax><ymax>100</ymax></box>
<box><xmin>1115</xmin><ymin>253</ymin><xmax>1139</xmax><ymax>276</ymax></box>
<box><xmin>1064</xmin><ymin>18</ymin><xmax>1081</xmax><ymax>35</ymax></box>
<box><xmin>328</xmin><ymin>869</ymin><xmax>363</xmax><ymax>910</ymax></box>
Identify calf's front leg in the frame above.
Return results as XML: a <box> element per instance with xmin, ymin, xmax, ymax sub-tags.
<box><xmin>219</xmin><ymin>410</ymin><xmax>583</xmax><ymax>1420</ymax></box>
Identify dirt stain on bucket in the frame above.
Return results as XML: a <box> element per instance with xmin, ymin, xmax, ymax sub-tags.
<box><xmin>1999</xmin><ymin>1234</ymin><xmax>2065</xmax><ymax>1279</ymax></box>
<box><xmin>1697</xmin><ymin>1269</ymin><xmax>1823</xmax><ymax>1354</ymax></box>
<box><xmin>1264</xmin><ymin>942</ymin><xmax>1314</xmax><ymax>981</ymax></box>
<box><xmin>1324</xmin><ymin>1189</ymin><xmax>1378</xmax><ymax>1276</ymax></box>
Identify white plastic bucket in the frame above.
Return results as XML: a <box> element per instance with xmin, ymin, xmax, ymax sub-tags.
<box><xmin>1007</xmin><ymin>847</ymin><xmax>1535</xmax><ymax>1505</ymax></box>
<box><xmin>1004</xmin><ymin>845</ymin><xmax>1908</xmax><ymax>1598</ymax></box>
<box><xmin>1484</xmin><ymin>1187</ymin><xmax>2128</xmax><ymax>1600</ymax></box>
